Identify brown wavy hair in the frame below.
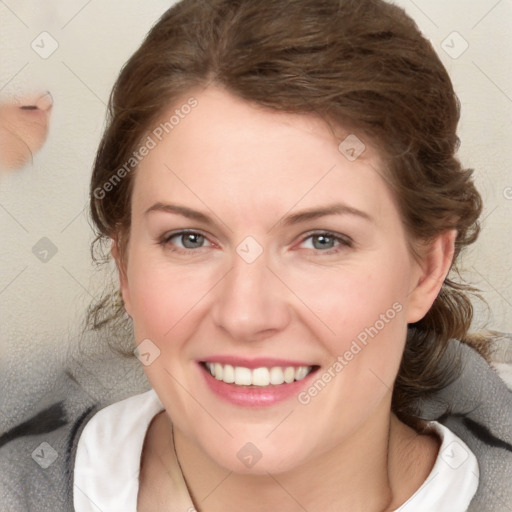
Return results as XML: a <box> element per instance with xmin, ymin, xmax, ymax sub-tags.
<box><xmin>87</xmin><ymin>0</ymin><xmax>488</xmax><ymax>427</ymax></box>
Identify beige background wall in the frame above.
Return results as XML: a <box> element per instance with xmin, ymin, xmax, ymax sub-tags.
<box><xmin>1</xmin><ymin>0</ymin><xmax>511</xmax><ymax>424</ymax></box>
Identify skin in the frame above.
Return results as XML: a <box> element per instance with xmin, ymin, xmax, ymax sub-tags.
<box><xmin>113</xmin><ymin>86</ymin><xmax>456</xmax><ymax>511</ymax></box>
<box><xmin>0</xmin><ymin>92</ymin><xmax>52</xmax><ymax>171</ymax></box>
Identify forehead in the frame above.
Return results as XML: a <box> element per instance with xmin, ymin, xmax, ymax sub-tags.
<box><xmin>131</xmin><ymin>86</ymin><xmax>396</xmax><ymax>227</ymax></box>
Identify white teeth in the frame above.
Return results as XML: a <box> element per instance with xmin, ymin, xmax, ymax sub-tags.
<box><xmin>251</xmin><ymin>367</ymin><xmax>270</xmax><ymax>386</ymax></box>
<box><xmin>214</xmin><ymin>362</ymin><xmax>223</xmax><ymax>381</ymax></box>
<box><xmin>223</xmin><ymin>364</ymin><xmax>235</xmax><ymax>383</ymax></box>
<box><xmin>205</xmin><ymin>362</ymin><xmax>313</xmax><ymax>387</ymax></box>
<box><xmin>269</xmin><ymin>367</ymin><xmax>285</xmax><ymax>385</ymax></box>
<box><xmin>234</xmin><ymin>366</ymin><xmax>252</xmax><ymax>385</ymax></box>
<box><xmin>284</xmin><ymin>367</ymin><xmax>295</xmax><ymax>383</ymax></box>
<box><xmin>295</xmin><ymin>366</ymin><xmax>309</xmax><ymax>381</ymax></box>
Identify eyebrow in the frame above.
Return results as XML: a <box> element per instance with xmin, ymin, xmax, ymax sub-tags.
<box><xmin>279</xmin><ymin>203</ymin><xmax>372</xmax><ymax>226</ymax></box>
<box><xmin>145</xmin><ymin>203</ymin><xmax>215</xmax><ymax>225</ymax></box>
<box><xmin>145</xmin><ymin>201</ymin><xmax>372</xmax><ymax>227</ymax></box>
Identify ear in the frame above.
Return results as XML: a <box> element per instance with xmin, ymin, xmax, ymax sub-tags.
<box><xmin>111</xmin><ymin>238</ymin><xmax>132</xmax><ymax>316</ymax></box>
<box><xmin>406</xmin><ymin>229</ymin><xmax>457</xmax><ymax>324</ymax></box>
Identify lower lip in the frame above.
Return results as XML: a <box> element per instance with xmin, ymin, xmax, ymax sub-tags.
<box><xmin>199</xmin><ymin>363</ymin><xmax>318</xmax><ymax>407</ymax></box>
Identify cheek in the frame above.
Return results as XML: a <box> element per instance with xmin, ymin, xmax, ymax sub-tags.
<box><xmin>290</xmin><ymin>266</ymin><xmax>409</xmax><ymax>430</ymax></box>
<box><xmin>286</xmin><ymin>253</ymin><xmax>412</xmax><ymax>384</ymax></box>
<box><xmin>126</xmin><ymin>251</ymin><xmax>216</xmax><ymax>342</ymax></box>
<box><xmin>292</xmin><ymin>262</ymin><xmax>409</xmax><ymax>338</ymax></box>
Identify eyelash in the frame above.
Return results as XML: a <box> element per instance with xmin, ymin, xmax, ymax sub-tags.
<box><xmin>299</xmin><ymin>231</ymin><xmax>353</xmax><ymax>254</ymax></box>
<box><xmin>158</xmin><ymin>230</ymin><xmax>353</xmax><ymax>255</ymax></box>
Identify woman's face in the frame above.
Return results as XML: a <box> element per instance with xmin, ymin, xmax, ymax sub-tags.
<box><xmin>118</xmin><ymin>86</ymin><xmax>442</xmax><ymax>474</ymax></box>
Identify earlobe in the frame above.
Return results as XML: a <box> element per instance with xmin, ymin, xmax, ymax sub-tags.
<box><xmin>406</xmin><ymin>229</ymin><xmax>457</xmax><ymax>324</ymax></box>
<box><xmin>111</xmin><ymin>238</ymin><xmax>132</xmax><ymax>315</ymax></box>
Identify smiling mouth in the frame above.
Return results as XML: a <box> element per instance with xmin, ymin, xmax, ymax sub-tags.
<box><xmin>202</xmin><ymin>362</ymin><xmax>319</xmax><ymax>387</ymax></box>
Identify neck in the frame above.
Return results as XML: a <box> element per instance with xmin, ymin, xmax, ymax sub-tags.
<box><xmin>164</xmin><ymin>406</ymin><xmax>437</xmax><ymax>512</ymax></box>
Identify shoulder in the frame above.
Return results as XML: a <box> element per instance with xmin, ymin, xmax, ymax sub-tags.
<box><xmin>393</xmin><ymin>420</ymin><xmax>479</xmax><ymax>512</ymax></box>
<box><xmin>418</xmin><ymin>336</ymin><xmax>512</xmax><ymax>512</ymax></box>
<box><xmin>0</xmin><ymin>371</ymin><xmax>100</xmax><ymax>512</ymax></box>
<box><xmin>73</xmin><ymin>389</ymin><xmax>163</xmax><ymax>512</ymax></box>
<box><xmin>0</xmin><ymin>371</ymin><xmax>156</xmax><ymax>512</ymax></box>
<box><xmin>74</xmin><ymin>388</ymin><xmax>162</xmax><ymax>475</ymax></box>
<box><xmin>78</xmin><ymin>388</ymin><xmax>162</xmax><ymax>438</ymax></box>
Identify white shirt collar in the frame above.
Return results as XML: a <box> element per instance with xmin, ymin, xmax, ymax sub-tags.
<box><xmin>74</xmin><ymin>390</ymin><xmax>478</xmax><ymax>512</ymax></box>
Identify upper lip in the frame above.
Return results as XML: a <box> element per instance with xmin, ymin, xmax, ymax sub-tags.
<box><xmin>200</xmin><ymin>356</ymin><xmax>317</xmax><ymax>369</ymax></box>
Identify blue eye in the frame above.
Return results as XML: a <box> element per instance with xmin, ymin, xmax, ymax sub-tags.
<box><xmin>158</xmin><ymin>230</ymin><xmax>352</xmax><ymax>254</ymax></box>
<box><xmin>300</xmin><ymin>232</ymin><xmax>352</xmax><ymax>252</ymax></box>
<box><xmin>161</xmin><ymin>231</ymin><xmax>211</xmax><ymax>250</ymax></box>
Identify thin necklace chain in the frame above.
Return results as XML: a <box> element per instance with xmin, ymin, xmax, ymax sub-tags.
<box><xmin>170</xmin><ymin>422</ymin><xmax>199</xmax><ymax>509</ymax></box>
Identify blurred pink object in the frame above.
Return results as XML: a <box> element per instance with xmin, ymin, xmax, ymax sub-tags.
<box><xmin>0</xmin><ymin>91</ymin><xmax>53</xmax><ymax>171</ymax></box>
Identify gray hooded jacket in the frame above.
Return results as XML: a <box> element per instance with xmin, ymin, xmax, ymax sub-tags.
<box><xmin>1</xmin><ymin>336</ymin><xmax>511</xmax><ymax>511</ymax></box>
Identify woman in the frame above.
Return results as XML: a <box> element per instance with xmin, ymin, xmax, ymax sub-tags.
<box><xmin>80</xmin><ymin>0</ymin><xmax>512</xmax><ymax>510</ymax></box>
<box><xmin>2</xmin><ymin>0</ymin><xmax>511</xmax><ymax>511</ymax></box>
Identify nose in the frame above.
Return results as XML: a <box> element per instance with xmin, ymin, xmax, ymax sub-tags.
<box><xmin>211</xmin><ymin>250</ymin><xmax>291</xmax><ymax>343</ymax></box>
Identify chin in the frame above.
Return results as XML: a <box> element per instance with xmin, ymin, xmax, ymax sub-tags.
<box><xmin>197</xmin><ymin>433</ymin><xmax>310</xmax><ymax>476</ymax></box>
